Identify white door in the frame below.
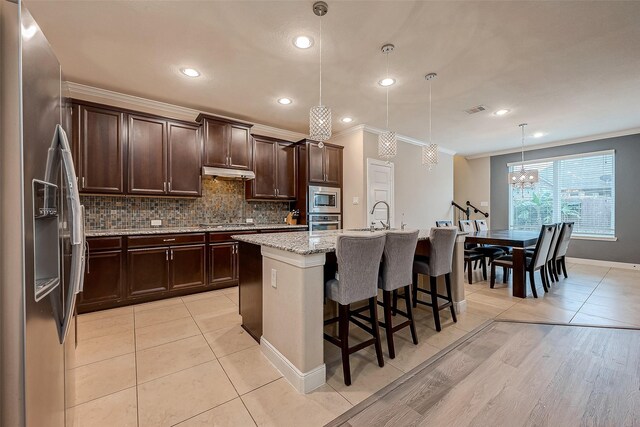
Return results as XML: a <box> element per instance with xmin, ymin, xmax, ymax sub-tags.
<box><xmin>367</xmin><ymin>158</ymin><xmax>394</xmax><ymax>228</ymax></box>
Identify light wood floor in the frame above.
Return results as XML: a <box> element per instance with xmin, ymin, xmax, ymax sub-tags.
<box><xmin>328</xmin><ymin>321</ymin><xmax>640</xmax><ymax>427</ymax></box>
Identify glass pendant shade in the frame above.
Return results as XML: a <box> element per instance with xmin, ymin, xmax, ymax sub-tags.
<box><xmin>378</xmin><ymin>131</ymin><xmax>397</xmax><ymax>159</ymax></box>
<box><xmin>309</xmin><ymin>105</ymin><xmax>331</xmax><ymax>147</ymax></box>
<box><xmin>422</xmin><ymin>143</ymin><xmax>439</xmax><ymax>169</ymax></box>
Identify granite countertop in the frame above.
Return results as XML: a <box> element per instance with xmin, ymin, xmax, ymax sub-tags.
<box><xmin>233</xmin><ymin>229</ymin><xmax>434</xmax><ymax>255</ymax></box>
<box><xmin>86</xmin><ymin>224</ymin><xmax>308</xmax><ymax>237</ymax></box>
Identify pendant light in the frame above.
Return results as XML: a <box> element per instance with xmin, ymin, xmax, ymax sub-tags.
<box><xmin>422</xmin><ymin>73</ymin><xmax>438</xmax><ymax>170</ymax></box>
<box><xmin>309</xmin><ymin>1</ymin><xmax>331</xmax><ymax>148</ymax></box>
<box><xmin>378</xmin><ymin>44</ymin><xmax>397</xmax><ymax>160</ymax></box>
<box><xmin>508</xmin><ymin>123</ymin><xmax>539</xmax><ymax>189</ymax></box>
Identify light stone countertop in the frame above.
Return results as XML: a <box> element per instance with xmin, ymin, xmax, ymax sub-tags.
<box><xmin>86</xmin><ymin>224</ymin><xmax>308</xmax><ymax>237</ymax></box>
<box><xmin>233</xmin><ymin>228</ymin><xmax>435</xmax><ymax>255</ymax></box>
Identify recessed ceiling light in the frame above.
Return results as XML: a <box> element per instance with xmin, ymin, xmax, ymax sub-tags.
<box><xmin>494</xmin><ymin>109</ymin><xmax>510</xmax><ymax>116</ymax></box>
<box><xmin>293</xmin><ymin>36</ymin><xmax>314</xmax><ymax>49</ymax></box>
<box><xmin>341</xmin><ymin>117</ymin><xmax>353</xmax><ymax>123</ymax></box>
<box><xmin>378</xmin><ymin>78</ymin><xmax>396</xmax><ymax>87</ymax></box>
<box><xmin>277</xmin><ymin>98</ymin><xmax>293</xmax><ymax>105</ymax></box>
<box><xmin>532</xmin><ymin>132</ymin><xmax>547</xmax><ymax>138</ymax></box>
<box><xmin>180</xmin><ymin>68</ymin><xmax>200</xmax><ymax>77</ymax></box>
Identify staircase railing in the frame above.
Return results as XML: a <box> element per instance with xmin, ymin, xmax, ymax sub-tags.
<box><xmin>466</xmin><ymin>201</ymin><xmax>489</xmax><ymax>218</ymax></box>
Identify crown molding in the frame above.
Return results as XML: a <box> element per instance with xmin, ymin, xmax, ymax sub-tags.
<box><xmin>65</xmin><ymin>82</ymin><xmax>306</xmax><ymax>141</ymax></box>
<box><xmin>360</xmin><ymin>125</ymin><xmax>456</xmax><ymax>155</ymax></box>
<box><xmin>330</xmin><ymin>124</ymin><xmax>367</xmax><ymax>140</ymax></box>
<box><xmin>464</xmin><ymin>127</ymin><xmax>640</xmax><ymax>160</ymax></box>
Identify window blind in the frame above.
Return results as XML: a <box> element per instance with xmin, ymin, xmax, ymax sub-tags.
<box><xmin>509</xmin><ymin>151</ymin><xmax>615</xmax><ymax>237</ymax></box>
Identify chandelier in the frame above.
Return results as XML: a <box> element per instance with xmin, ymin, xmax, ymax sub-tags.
<box><xmin>309</xmin><ymin>1</ymin><xmax>331</xmax><ymax>148</ymax></box>
<box><xmin>508</xmin><ymin>123</ymin><xmax>539</xmax><ymax>189</ymax></box>
<box><xmin>378</xmin><ymin>44</ymin><xmax>397</xmax><ymax>160</ymax></box>
<box><xmin>422</xmin><ymin>73</ymin><xmax>438</xmax><ymax>170</ymax></box>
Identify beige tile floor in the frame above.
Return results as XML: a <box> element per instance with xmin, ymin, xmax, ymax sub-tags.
<box><xmin>66</xmin><ymin>262</ymin><xmax>640</xmax><ymax>426</ymax></box>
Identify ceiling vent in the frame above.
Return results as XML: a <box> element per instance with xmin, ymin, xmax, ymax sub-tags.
<box><xmin>464</xmin><ymin>105</ymin><xmax>487</xmax><ymax>114</ymax></box>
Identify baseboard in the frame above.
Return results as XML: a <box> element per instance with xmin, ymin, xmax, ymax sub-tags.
<box><xmin>566</xmin><ymin>257</ymin><xmax>640</xmax><ymax>270</ymax></box>
<box><xmin>260</xmin><ymin>337</ymin><xmax>326</xmax><ymax>394</ymax></box>
<box><xmin>453</xmin><ymin>299</ymin><xmax>467</xmax><ymax>313</ymax></box>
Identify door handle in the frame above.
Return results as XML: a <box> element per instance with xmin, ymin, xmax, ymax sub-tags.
<box><xmin>163</xmin><ymin>182</ymin><xmax>167</xmax><ymax>192</ymax></box>
<box><xmin>168</xmin><ymin>181</ymin><xmax>172</xmax><ymax>192</ymax></box>
<box><xmin>170</xmin><ymin>249</ymin><xmax>174</xmax><ymax>261</ymax></box>
<box><xmin>163</xmin><ymin>238</ymin><xmax>176</xmax><ymax>242</ymax></box>
<box><xmin>81</xmin><ymin>176</ymin><xmax>85</xmax><ymax>189</ymax></box>
<box><xmin>166</xmin><ymin>249</ymin><xmax>169</xmax><ymax>261</ymax></box>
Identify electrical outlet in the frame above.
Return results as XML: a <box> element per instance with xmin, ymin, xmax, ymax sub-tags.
<box><xmin>151</xmin><ymin>219</ymin><xmax>162</xmax><ymax>226</ymax></box>
<box><xmin>246</xmin><ymin>218</ymin><xmax>254</xmax><ymax>224</ymax></box>
<box><xmin>352</xmin><ymin>196</ymin><xmax>359</xmax><ymax>205</ymax></box>
<box><xmin>271</xmin><ymin>269</ymin><xmax>277</xmax><ymax>288</ymax></box>
<box><xmin>480</xmin><ymin>201</ymin><xmax>489</xmax><ymax>207</ymax></box>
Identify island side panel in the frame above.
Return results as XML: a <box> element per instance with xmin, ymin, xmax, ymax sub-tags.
<box><xmin>238</xmin><ymin>241</ymin><xmax>263</xmax><ymax>342</ymax></box>
<box><xmin>261</xmin><ymin>247</ymin><xmax>327</xmax><ymax>393</ymax></box>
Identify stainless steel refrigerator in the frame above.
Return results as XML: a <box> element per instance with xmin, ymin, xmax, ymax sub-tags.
<box><xmin>1</xmin><ymin>1</ymin><xmax>86</xmax><ymax>425</ymax></box>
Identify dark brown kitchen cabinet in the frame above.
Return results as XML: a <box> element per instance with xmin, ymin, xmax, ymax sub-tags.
<box><xmin>78</xmin><ymin>237</ymin><xmax>125</xmax><ymax>313</ymax></box>
<box><xmin>170</xmin><ymin>244</ymin><xmax>207</xmax><ymax>290</ymax></box>
<box><xmin>127</xmin><ymin>247</ymin><xmax>170</xmax><ymax>297</ymax></box>
<box><xmin>196</xmin><ymin>114</ymin><xmax>253</xmax><ymax>171</ymax></box>
<box><xmin>167</xmin><ymin>122</ymin><xmax>201</xmax><ymax>196</ymax></box>
<box><xmin>245</xmin><ymin>135</ymin><xmax>297</xmax><ymax>200</ymax></box>
<box><xmin>74</xmin><ymin>104</ymin><xmax>125</xmax><ymax>194</ymax></box>
<box><xmin>128</xmin><ymin>114</ymin><xmax>167</xmax><ymax>195</ymax></box>
<box><xmin>306</xmin><ymin>141</ymin><xmax>343</xmax><ymax>186</ymax></box>
<box><xmin>209</xmin><ymin>242</ymin><xmax>237</xmax><ymax>285</ymax></box>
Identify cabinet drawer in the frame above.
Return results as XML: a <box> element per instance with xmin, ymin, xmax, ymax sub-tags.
<box><xmin>127</xmin><ymin>233</ymin><xmax>206</xmax><ymax>248</ymax></box>
<box><xmin>209</xmin><ymin>231</ymin><xmax>256</xmax><ymax>243</ymax></box>
<box><xmin>87</xmin><ymin>237</ymin><xmax>122</xmax><ymax>251</ymax></box>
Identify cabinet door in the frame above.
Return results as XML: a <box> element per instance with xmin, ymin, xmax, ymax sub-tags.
<box><xmin>127</xmin><ymin>247</ymin><xmax>170</xmax><ymax>297</ymax></box>
<box><xmin>251</xmin><ymin>137</ymin><xmax>277</xmax><ymax>199</ymax></box>
<box><xmin>168</xmin><ymin>122</ymin><xmax>201</xmax><ymax>196</ymax></box>
<box><xmin>202</xmin><ymin>119</ymin><xmax>228</xmax><ymax>168</ymax></box>
<box><xmin>78</xmin><ymin>105</ymin><xmax>124</xmax><ymax>194</ymax></box>
<box><xmin>128</xmin><ymin>115</ymin><xmax>167</xmax><ymax>195</ymax></box>
<box><xmin>228</xmin><ymin>125</ymin><xmax>252</xmax><ymax>170</ymax></box>
<box><xmin>276</xmin><ymin>142</ymin><xmax>297</xmax><ymax>199</ymax></box>
<box><xmin>170</xmin><ymin>244</ymin><xmax>206</xmax><ymax>291</ymax></box>
<box><xmin>308</xmin><ymin>142</ymin><xmax>325</xmax><ymax>183</ymax></box>
<box><xmin>79</xmin><ymin>250</ymin><xmax>124</xmax><ymax>306</ymax></box>
<box><xmin>324</xmin><ymin>145</ymin><xmax>342</xmax><ymax>185</ymax></box>
<box><xmin>209</xmin><ymin>243</ymin><xmax>236</xmax><ymax>285</ymax></box>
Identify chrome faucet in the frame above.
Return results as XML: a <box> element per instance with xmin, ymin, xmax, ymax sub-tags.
<box><xmin>370</xmin><ymin>200</ymin><xmax>391</xmax><ymax>230</ymax></box>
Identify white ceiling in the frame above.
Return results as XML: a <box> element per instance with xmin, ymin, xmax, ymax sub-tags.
<box><xmin>27</xmin><ymin>0</ymin><xmax>640</xmax><ymax>156</ymax></box>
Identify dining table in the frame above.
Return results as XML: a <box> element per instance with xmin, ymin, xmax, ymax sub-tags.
<box><xmin>465</xmin><ymin>229</ymin><xmax>540</xmax><ymax>298</ymax></box>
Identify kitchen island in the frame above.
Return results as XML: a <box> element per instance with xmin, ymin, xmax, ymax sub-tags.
<box><xmin>233</xmin><ymin>229</ymin><xmax>467</xmax><ymax>393</ymax></box>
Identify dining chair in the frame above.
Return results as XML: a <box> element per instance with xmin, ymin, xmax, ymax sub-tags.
<box><xmin>552</xmin><ymin>222</ymin><xmax>575</xmax><ymax>279</ymax></box>
<box><xmin>435</xmin><ymin>220</ymin><xmax>453</xmax><ymax>227</ymax></box>
<box><xmin>490</xmin><ymin>224</ymin><xmax>556</xmax><ymax>298</ymax></box>
<box><xmin>474</xmin><ymin>219</ymin><xmax>512</xmax><ymax>254</ymax></box>
<box><xmin>412</xmin><ymin>227</ymin><xmax>458</xmax><ymax>332</ymax></box>
<box><xmin>375</xmin><ymin>230</ymin><xmax>419</xmax><ymax>359</ymax></box>
<box><xmin>323</xmin><ymin>234</ymin><xmax>386</xmax><ymax>386</ymax></box>
<box><xmin>458</xmin><ymin>220</ymin><xmax>486</xmax><ymax>283</ymax></box>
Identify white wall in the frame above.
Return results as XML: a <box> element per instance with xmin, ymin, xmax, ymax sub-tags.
<box><xmin>328</xmin><ymin>129</ymin><xmax>365</xmax><ymax>229</ymax></box>
<box><xmin>453</xmin><ymin>156</ymin><xmax>491</xmax><ymax>224</ymax></box>
<box><xmin>362</xmin><ymin>131</ymin><xmax>454</xmax><ymax>229</ymax></box>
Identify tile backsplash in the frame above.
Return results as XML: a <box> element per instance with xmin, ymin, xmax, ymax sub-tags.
<box><xmin>82</xmin><ymin>179</ymin><xmax>292</xmax><ymax>230</ymax></box>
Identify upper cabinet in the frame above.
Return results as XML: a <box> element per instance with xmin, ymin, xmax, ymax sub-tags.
<box><xmin>246</xmin><ymin>135</ymin><xmax>297</xmax><ymax>200</ymax></box>
<box><xmin>71</xmin><ymin>100</ymin><xmax>202</xmax><ymax>197</ymax></box>
<box><xmin>73</xmin><ymin>104</ymin><xmax>125</xmax><ymax>194</ymax></box>
<box><xmin>305</xmin><ymin>140</ymin><xmax>343</xmax><ymax>186</ymax></box>
<box><xmin>197</xmin><ymin>114</ymin><xmax>253</xmax><ymax>171</ymax></box>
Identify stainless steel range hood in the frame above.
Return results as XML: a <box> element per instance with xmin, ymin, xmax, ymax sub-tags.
<box><xmin>202</xmin><ymin>166</ymin><xmax>255</xmax><ymax>180</ymax></box>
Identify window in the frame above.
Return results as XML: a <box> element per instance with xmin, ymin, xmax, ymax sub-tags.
<box><xmin>508</xmin><ymin>150</ymin><xmax>615</xmax><ymax>237</ymax></box>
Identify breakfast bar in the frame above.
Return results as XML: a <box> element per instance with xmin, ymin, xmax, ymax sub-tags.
<box><xmin>233</xmin><ymin>229</ymin><xmax>467</xmax><ymax>393</ymax></box>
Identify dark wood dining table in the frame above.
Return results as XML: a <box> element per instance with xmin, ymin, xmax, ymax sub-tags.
<box><xmin>465</xmin><ymin>229</ymin><xmax>539</xmax><ymax>298</ymax></box>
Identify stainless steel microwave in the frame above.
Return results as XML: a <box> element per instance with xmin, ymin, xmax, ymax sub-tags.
<box><xmin>308</xmin><ymin>185</ymin><xmax>341</xmax><ymax>214</ymax></box>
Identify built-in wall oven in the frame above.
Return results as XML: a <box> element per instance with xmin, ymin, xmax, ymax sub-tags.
<box><xmin>309</xmin><ymin>185</ymin><xmax>341</xmax><ymax>214</ymax></box>
<box><xmin>308</xmin><ymin>214</ymin><xmax>342</xmax><ymax>232</ymax></box>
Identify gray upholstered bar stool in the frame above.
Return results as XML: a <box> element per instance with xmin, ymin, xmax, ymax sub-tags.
<box><xmin>412</xmin><ymin>227</ymin><xmax>458</xmax><ymax>332</ymax></box>
<box><xmin>323</xmin><ymin>234</ymin><xmax>386</xmax><ymax>386</ymax></box>
<box><xmin>376</xmin><ymin>230</ymin><xmax>419</xmax><ymax>359</ymax></box>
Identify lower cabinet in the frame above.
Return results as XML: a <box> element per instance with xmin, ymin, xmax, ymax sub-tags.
<box><xmin>171</xmin><ymin>244</ymin><xmax>207</xmax><ymax>290</ymax></box>
<box><xmin>79</xmin><ymin>250</ymin><xmax>124</xmax><ymax>307</ymax></box>
<box><xmin>127</xmin><ymin>247</ymin><xmax>171</xmax><ymax>297</ymax></box>
<box><xmin>209</xmin><ymin>242</ymin><xmax>238</xmax><ymax>285</ymax></box>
